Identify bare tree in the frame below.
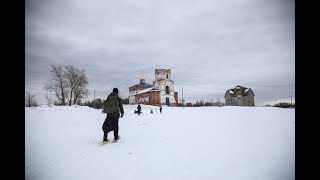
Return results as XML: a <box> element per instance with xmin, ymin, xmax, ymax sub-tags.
<box><xmin>25</xmin><ymin>92</ymin><xmax>37</xmax><ymax>107</ymax></box>
<box><xmin>45</xmin><ymin>90</ymin><xmax>54</xmax><ymax>106</ymax></box>
<box><xmin>44</xmin><ymin>64</ymin><xmax>89</xmax><ymax>106</ymax></box>
<box><xmin>64</xmin><ymin>65</ymin><xmax>79</xmax><ymax>106</ymax></box>
<box><xmin>72</xmin><ymin>69</ymin><xmax>89</xmax><ymax>105</ymax></box>
<box><xmin>44</xmin><ymin>64</ymin><xmax>69</xmax><ymax>105</ymax></box>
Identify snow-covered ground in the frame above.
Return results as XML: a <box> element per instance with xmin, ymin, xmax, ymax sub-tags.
<box><xmin>25</xmin><ymin>105</ymin><xmax>295</xmax><ymax>180</ymax></box>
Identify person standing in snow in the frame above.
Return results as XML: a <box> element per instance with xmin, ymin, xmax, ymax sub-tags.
<box><xmin>102</xmin><ymin>88</ymin><xmax>124</xmax><ymax>143</ymax></box>
<box><xmin>159</xmin><ymin>105</ymin><xmax>162</xmax><ymax>114</ymax></box>
<box><xmin>137</xmin><ymin>104</ymin><xmax>141</xmax><ymax>115</ymax></box>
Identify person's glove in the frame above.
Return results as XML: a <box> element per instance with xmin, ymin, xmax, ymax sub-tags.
<box><xmin>121</xmin><ymin>114</ymin><xmax>124</xmax><ymax>118</ymax></box>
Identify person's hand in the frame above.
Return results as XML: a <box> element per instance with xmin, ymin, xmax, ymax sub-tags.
<box><xmin>121</xmin><ymin>114</ymin><xmax>124</xmax><ymax>118</ymax></box>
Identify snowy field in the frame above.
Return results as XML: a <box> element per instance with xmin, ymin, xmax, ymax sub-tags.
<box><xmin>25</xmin><ymin>105</ymin><xmax>295</xmax><ymax>180</ymax></box>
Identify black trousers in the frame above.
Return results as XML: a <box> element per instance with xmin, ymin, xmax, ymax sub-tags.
<box><xmin>102</xmin><ymin>116</ymin><xmax>119</xmax><ymax>139</ymax></box>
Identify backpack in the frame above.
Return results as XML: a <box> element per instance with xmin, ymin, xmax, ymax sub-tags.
<box><xmin>103</xmin><ymin>95</ymin><xmax>119</xmax><ymax>114</ymax></box>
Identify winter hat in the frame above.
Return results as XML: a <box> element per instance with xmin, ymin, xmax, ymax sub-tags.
<box><xmin>113</xmin><ymin>88</ymin><xmax>119</xmax><ymax>93</ymax></box>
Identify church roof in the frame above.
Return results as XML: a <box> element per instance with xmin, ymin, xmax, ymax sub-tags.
<box><xmin>133</xmin><ymin>82</ymin><xmax>153</xmax><ymax>87</ymax></box>
<box><xmin>225</xmin><ymin>85</ymin><xmax>254</xmax><ymax>97</ymax></box>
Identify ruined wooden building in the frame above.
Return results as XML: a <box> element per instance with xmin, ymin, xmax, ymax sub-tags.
<box><xmin>224</xmin><ymin>85</ymin><xmax>255</xmax><ymax>106</ymax></box>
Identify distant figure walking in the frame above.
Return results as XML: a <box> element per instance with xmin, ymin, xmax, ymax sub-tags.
<box><xmin>137</xmin><ymin>104</ymin><xmax>141</xmax><ymax>115</ymax></box>
<box><xmin>159</xmin><ymin>105</ymin><xmax>162</xmax><ymax>114</ymax></box>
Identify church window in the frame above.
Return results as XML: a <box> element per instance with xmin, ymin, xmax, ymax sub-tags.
<box><xmin>165</xmin><ymin>86</ymin><xmax>170</xmax><ymax>94</ymax></box>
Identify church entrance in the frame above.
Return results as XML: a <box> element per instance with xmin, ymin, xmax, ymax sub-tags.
<box><xmin>166</xmin><ymin>97</ymin><xmax>170</xmax><ymax>106</ymax></box>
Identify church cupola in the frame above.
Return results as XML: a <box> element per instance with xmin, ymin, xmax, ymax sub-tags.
<box><xmin>140</xmin><ymin>75</ymin><xmax>145</xmax><ymax>84</ymax></box>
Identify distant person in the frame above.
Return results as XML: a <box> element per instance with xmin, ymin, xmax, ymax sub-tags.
<box><xmin>159</xmin><ymin>105</ymin><xmax>162</xmax><ymax>114</ymax></box>
<box><xmin>150</xmin><ymin>109</ymin><xmax>153</xmax><ymax>114</ymax></box>
<box><xmin>102</xmin><ymin>88</ymin><xmax>124</xmax><ymax>143</ymax></box>
<box><xmin>137</xmin><ymin>104</ymin><xmax>141</xmax><ymax>115</ymax></box>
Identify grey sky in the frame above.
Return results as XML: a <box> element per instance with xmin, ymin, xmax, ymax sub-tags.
<box><xmin>25</xmin><ymin>0</ymin><xmax>295</xmax><ymax>106</ymax></box>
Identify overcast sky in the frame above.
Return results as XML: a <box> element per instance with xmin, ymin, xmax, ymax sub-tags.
<box><xmin>25</xmin><ymin>0</ymin><xmax>295</xmax><ymax>106</ymax></box>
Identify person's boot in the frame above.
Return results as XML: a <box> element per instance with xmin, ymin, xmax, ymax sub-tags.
<box><xmin>112</xmin><ymin>135</ymin><xmax>121</xmax><ymax>143</ymax></box>
<box><xmin>103</xmin><ymin>136</ymin><xmax>109</xmax><ymax>143</ymax></box>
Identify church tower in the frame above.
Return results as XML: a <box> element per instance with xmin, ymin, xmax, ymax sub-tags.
<box><xmin>153</xmin><ymin>69</ymin><xmax>178</xmax><ymax>106</ymax></box>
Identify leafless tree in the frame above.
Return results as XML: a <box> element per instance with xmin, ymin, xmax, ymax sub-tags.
<box><xmin>64</xmin><ymin>65</ymin><xmax>79</xmax><ymax>106</ymax></box>
<box><xmin>45</xmin><ymin>90</ymin><xmax>54</xmax><ymax>106</ymax></box>
<box><xmin>44</xmin><ymin>64</ymin><xmax>89</xmax><ymax>106</ymax></box>
<box><xmin>64</xmin><ymin>65</ymin><xmax>89</xmax><ymax>106</ymax></box>
<box><xmin>25</xmin><ymin>92</ymin><xmax>37</xmax><ymax>107</ymax></box>
<box><xmin>73</xmin><ymin>69</ymin><xmax>89</xmax><ymax>105</ymax></box>
<box><xmin>44</xmin><ymin>64</ymin><xmax>69</xmax><ymax>105</ymax></box>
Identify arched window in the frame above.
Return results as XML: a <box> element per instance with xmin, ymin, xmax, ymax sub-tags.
<box><xmin>166</xmin><ymin>74</ymin><xmax>168</xmax><ymax>79</ymax></box>
<box><xmin>165</xmin><ymin>86</ymin><xmax>170</xmax><ymax>94</ymax></box>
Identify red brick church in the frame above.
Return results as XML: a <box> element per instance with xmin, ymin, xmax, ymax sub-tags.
<box><xmin>129</xmin><ymin>69</ymin><xmax>178</xmax><ymax>106</ymax></box>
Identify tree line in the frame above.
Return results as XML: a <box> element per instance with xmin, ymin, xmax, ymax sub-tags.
<box><xmin>177</xmin><ymin>100</ymin><xmax>225</xmax><ymax>107</ymax></box>
<box><xmin>265</xmin><ymin>102</ymin><xmax>295</xmax><ymax>108</ymax></box>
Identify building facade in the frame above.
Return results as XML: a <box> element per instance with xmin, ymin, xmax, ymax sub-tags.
<box><xmin>128</xmin><ymin>69</ymin><xmax>178</xmax><ymax>106</ymax></box>
<box><xmin>224</xmin><ymin>85</ymin><xmax>255</xmax><ymax>106</ymax></box>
